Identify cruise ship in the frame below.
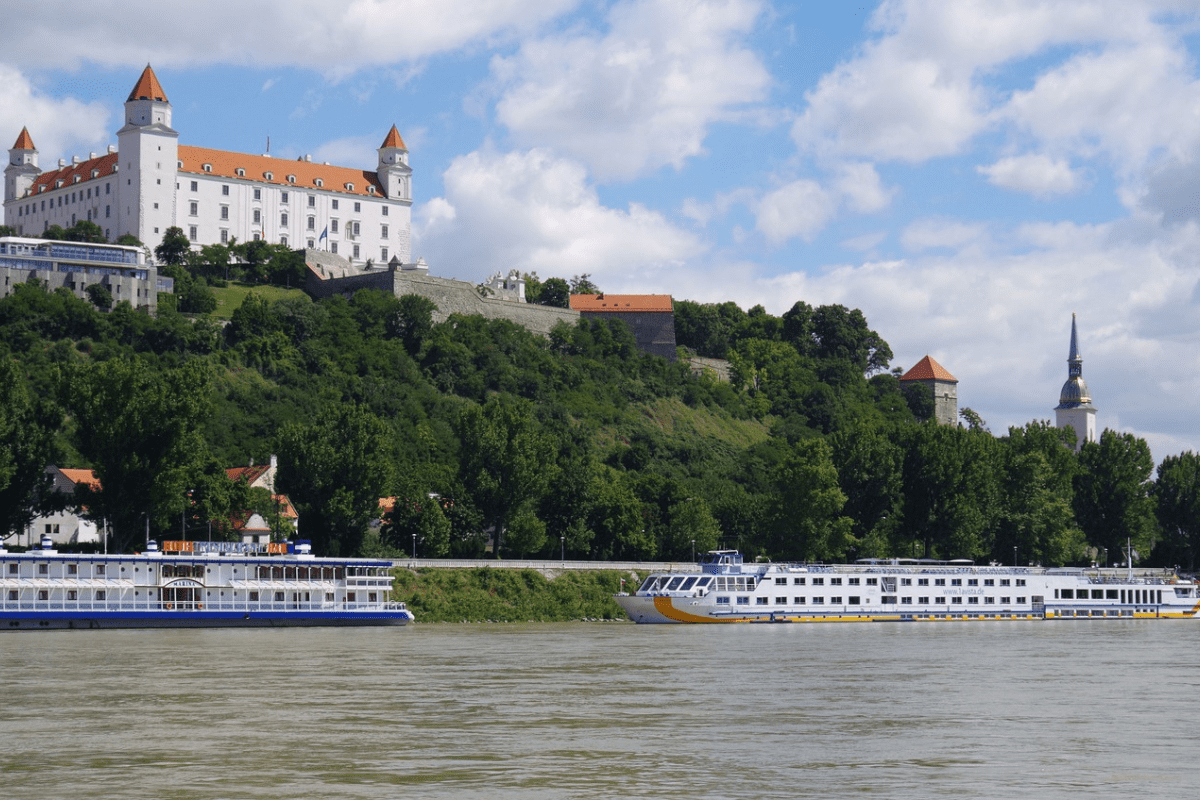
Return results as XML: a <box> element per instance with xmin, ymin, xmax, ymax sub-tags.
<box><xmin>615</xmin><ymin>550</ymin><xmax>1200</xmax><ymax>623</ymax></box>
<box><xmin>0</xmin><ymin>537</ymin><xmax>414</xmax><ymax>630</ymax></box>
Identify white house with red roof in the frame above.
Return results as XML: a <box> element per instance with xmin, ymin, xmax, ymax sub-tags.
<box><xmin>5</xmin><ymin>65</ymin><xmax>413</xmax><ymax>266</ymax></box>
<box><xmin>19</xmin><ymin>466</ymin><xmax>102</xmax><ymax>548</ymax></box>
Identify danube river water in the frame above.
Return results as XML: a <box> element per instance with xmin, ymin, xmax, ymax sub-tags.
<box><xmin>2</xmin><ymin>621</ymin><xmax>1198</xmax><ymax>799</ymax></box>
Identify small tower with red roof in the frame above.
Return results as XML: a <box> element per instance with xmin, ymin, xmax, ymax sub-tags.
<box><xmin>5</xmin><ymin>127</ymin><xmax>39</xmax><ymax>206</ymax></box>
<box><xmin>899</xmin><ymin>355</ymin><xmax>959</xmax><ymax>425</ymax></box>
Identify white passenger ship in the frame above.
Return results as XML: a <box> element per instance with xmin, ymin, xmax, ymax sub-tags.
<box><xmin>615</xmin><ymin>550</ymin><xmax>1200</xmax><ymax>624</ymax></box>
<box><xmin>0</xmin><ymin>537</ymin><xmax>414</xmax><ymax>630</ymax></box>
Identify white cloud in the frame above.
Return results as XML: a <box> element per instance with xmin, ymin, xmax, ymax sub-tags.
<box><xmin>0</xmin><ymin>0</ymin><xmax>578</xmax><ymax>76</ymax></box>
<box><xmin>0</xmin><ymin>64</ymin><xmax>110</xmax><ymax>171</ymax></box>
<box><xmin>977</xmin><ymin>154</ymin><xmax>1084</xmax><ymax>197</ymax></box>
<box><xmin>413</xmin><ymin>147</ymin><xmax>705</xmax><ymax>283</ymax></box>
<box><xmin>491</xmin><ymin>0</ymin><xmax>770</xmax><ymax>180</ymax></box>
<box><xmin>755</xmin><ymin>179</ymin><xmax>837</xmax><ymax>244</ymax></box>
<box><xmin>900</xmin><ymin>217</ymin><xmax>988</xmax><ymax>252</ymax></box>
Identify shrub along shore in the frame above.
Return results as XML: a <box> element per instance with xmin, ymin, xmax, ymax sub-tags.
<box><xmin>392</xmin><ymin>567</ymin><xmax>633</xmax><ymax>622</ymax></box>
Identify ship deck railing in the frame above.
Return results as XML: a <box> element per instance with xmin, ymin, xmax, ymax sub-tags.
<box><xmin>0</xmin><ymin>599</ymin><xmax>405</xmax><ymax>614</ymax></box>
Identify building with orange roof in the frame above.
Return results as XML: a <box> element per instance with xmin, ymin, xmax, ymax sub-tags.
<box><xmin>5</xmin><ymin>66</ymin><xmax>413</xmax><ymax>266</ymax></box>
<box><xmin>18</xmin><ymin>466</ymin><xmax>104</xmax><ymax>547</ymax></box>
<box><xmin>569</xmin><ymin>293</ymin><xmax>677</xmax><ymax>360</ymax></box>
<box><xmin>899</xmin><ymin>355</ymin><xmax>958</xmax><ymax>426</ymax></box>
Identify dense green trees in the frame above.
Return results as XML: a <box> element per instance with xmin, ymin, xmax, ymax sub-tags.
<box><xmin>2</xmin><ymin>245</ymin><xmax>1197</xmax><ymax>568</ymax></box>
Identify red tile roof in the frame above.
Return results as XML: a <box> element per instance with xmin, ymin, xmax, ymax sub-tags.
<box><xmin>226</xmin><ymin>464</ymin><xmax>271</xmax><ymax>485</ymax></box>
<box><xmin>178</xmin><ymin>145</ymin><xmax>384</xmax><ymax>198</ymax></box>
<box><xmin>569</xmin><ymin>294</ymin><xmax>674</xmax><ymax>312</ymax></box>
<box><xmin>899</xmin><ymin>355</ymin><xmax>958</xmax><ymax>383</ymax></box>
<box><xmin>59</xmin><ymin>468</ymin><xmax>100</xmax><ymax>490</ymax></box>
<box><xmin>380</xmin><ymin>125</ymin><xmax>407</xmax><ymax>150</ymax></box>
<box><xmin>12</xmin><ymin>126</ymin><xmax>35</xmax><ymax>150</ymax></box>
<box><xmin>128</xmin><ymin>64</ymin><xmax>168</xmax><ymax>102</ymax></box>
<box><xmin>28</xmin><ymin>152</ymin><xmax>118</xmax><ymax>197</ymax></box>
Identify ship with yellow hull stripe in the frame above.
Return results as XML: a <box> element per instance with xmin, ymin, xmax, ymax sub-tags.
<box><xmin>615</xmin><ymin>550</ymin><xmax>1200</xmax><ymax>624</ymax></box>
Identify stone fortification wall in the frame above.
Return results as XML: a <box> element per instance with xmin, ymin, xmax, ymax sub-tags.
<box><xmin>580</xmin><ymin>310</ymin><xmax>677</xmax><ymax>361</ymax></box>
<box><xmin>389</xmin><ymin>271</ymin><xmax>579</xmax><ymax>335</ymax></box>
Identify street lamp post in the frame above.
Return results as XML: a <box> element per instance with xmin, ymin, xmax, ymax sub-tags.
<box><xmin>1013</xmin><ymin>546</ymin><xmax>1017</xmax><ymax>567</ymax></box>
<box><xmin>411</xmin><ymin>533</ymin><xmax>416</xmax><ymax>560</ymax></box>
<box><xmin>560</xmin><ymin>535</ymin><xmax>565</xmax><ymax>562</ymax></box>
<box><xmin>691</xmin><ymin>539</ymin><xmax>695</xmax><ymax>562</ymax></box>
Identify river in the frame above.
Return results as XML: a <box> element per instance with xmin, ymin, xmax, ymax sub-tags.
<box><xmin>2</xmin><ymin>620</ymin><xmax>1197</xmax><ymax>798</ymax></box>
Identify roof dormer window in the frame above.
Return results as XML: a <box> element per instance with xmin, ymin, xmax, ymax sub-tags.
<box><xmin>314</xmin><ymin>178</ymin><xmax>324</xmax><ymax>187</ymax></box>
<box><xmin>236</xmin><ymin>168</ymin><xmax>245</xmax><ymax>177</ymax></box>
<box><xmin>345</xmin><ymin>182</ymin><xmax>354</xmax><ymax>191</ymax></box>
<box><xmin>203</xmin><ymin>164</ymin><xmax>212</xmax><ymax>172</ymax></box>
<box><xmin>287</xmin><ymin>175</ymin><xmax>296</xmax><ymax>183</ymax></box>
<box><xmin>177</xmin><ymin>160</ymin><xmax>183</xmax><ymax>168</ymax></box>
<box><xmin>367</xmin><ymin>185</ymin><xmax>376</xmax><ymax>195</ymax></box>
<box><xmin>91</xmin><ymin>170</ymin><xmax>99</xmax><ymax>178</ymax></box>
<box><xmin>264</xmin><ymin>171</ymin><xmax>273</xmax><ymax>181</ymax></box>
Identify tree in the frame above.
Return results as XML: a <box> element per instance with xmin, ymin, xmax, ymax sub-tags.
<box><xmin>996</xmin><ymin>422</ymin><xmax>1085</xmax><ymax>566</ymax></box>
<box><xmin>155</xmin><ymin>226</ymin><xmax>191</xmax><ymax>266</ymax></box>
<box><xmin>829</xmin><ymin>421</ymin><xmax>903</xmax><ymax>557</ymax></box>
<box><xmin>769</xmin><ymin>437</ymin><xmax>854</xmax><ymax>561</ymax></box>
<box><xmin>537</xmin><ymin>277</ymin><xmax>570</xmax><ymax>308</ymax></box>
<box><xmin>276</xmin><ymin>405</ymin><xmax>396</xmax><ymax>556</ymax></box>
<box><xmin>85</xmin><ymin>283</ymin><xmax>113</xmax><ymax>310</ymax></box>
<box><xmin>116</xmin><ymin>233</ymin><xmax>143</xmax><ymax>248</ymax></box>
<box><xmin>63</xmin><ymin>357</ymin><xmax>213</xmax><ymax>552</ymax></box>
<box><xmin>456</xmin><ymin>395</ymin><xmax>555</xmax><ymax>558</ymax></box>
<box><xmin>64</xmin><ymin>220</ymin><xmax>106</xmax><ymax>243</ymax></box>
<box><xmin>0</xmin><ymin>360</ymin><xmax>62</xmax><ymax>540</ymax></box>
<box><xmin>663</xmin><ymin>497</ymin><xmax>721</xmax><ymax>560</ymax></box>
<box><xmin>1154</xmin><ymin>451</ymin><xmax>1200</xmax><ymax>569</ymax></box>
<box><xmin>1074</xmin><ymin>430</ymin><xmax>1157</xmax><ymax>564</ymax></box>
<box><xmin>569</xmin><ymin>274</ymin><xmax>600</xmax><ymax>294</ymax></box>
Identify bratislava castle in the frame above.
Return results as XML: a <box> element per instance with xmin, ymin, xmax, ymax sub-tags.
<box><xmin>4</xmin><ymin>65</ymin><xmax>412</xmax><ymax>265</ymax></box>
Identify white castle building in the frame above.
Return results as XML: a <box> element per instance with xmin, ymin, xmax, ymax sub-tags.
<box><xmin>4</xmin><ymin>65</ymin><xmax>412</xmax><ymax>265</ymax></box>
<box><xmin>1054</xmin><ymin>314</ymin><xmax>1097</xmax><ymax>451</ymax></box>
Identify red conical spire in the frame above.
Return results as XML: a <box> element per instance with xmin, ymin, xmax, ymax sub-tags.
<box><xmin>380</xmin><ymin>124</ymin><xmax>407</xmax><ymax>150</ymax></box>
<box><xmin>11</xmin><ymin>126</ymin><xmax>35</xmax><ymax>150</ymax></box>
<box><xmin>127</xmin><ymin>64</ymin><xmax>168</xmax><ymax>102</ymax></box>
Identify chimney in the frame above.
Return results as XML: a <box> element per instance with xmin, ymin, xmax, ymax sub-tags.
<box><xmin>72</xmin><ymin>155</ymin><xmax>81</xmax><ymax>164</ymax></box>
<box><xmin>58</xmin><ymin>158</ymin><xmax>66</xmax><ymax>167</ymax></box>
<box><xmin>107</xmin><ymin>144</ymin><xmax>116</xmax><ymax>154</ymax></box>
<box><xmin>305</xmin><ymin>154</ymin><xmax>312</xmax><ymax>162</ymax></box>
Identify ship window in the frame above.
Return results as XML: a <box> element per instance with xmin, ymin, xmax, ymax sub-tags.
<box><xmin>830</xmin><ymin>577</ymin><xmax>842</xmax><ymax>586</ymax></box>
<box><xmin>38</xmin><ymin>590</ymin><xmax>48</xmax><ymax>600</ymax></box>
<box><xmin>812</xmin><ymin>597</ymin><xmax>824</xmax><ymax>604</ymax></box>
<box><xmin>968</xmin><ymin>597</ymin><xmax>979</xmax><ymax>604</ymax></box>
<box><xmin>918</xmin><ymin>596</ymin><xmax>929</xmax><ymax>604</ymax></box>
<box><xmin>8</xmin><ymin>563</ymin><xmax>17</xmax><ymax>574</ymax></box>
<box><xmin>666</xmin><ymin>576</ymin><xmax>684</xmax><ymax>591</ymax></box>
<box><xmin>1000</xmin><ymin>579</ymin><xmax>1011</xmax><ymax>586</ymax></box>
<box><xmin>39</xmin><ymin>564</ymin><xmax>47</xmax><ymax>574</ymax></box>
<box><xmin>96</xmin><ymin>590</ymin><xmax>106</xmax><ymax>600</ymax></box>
<box><xmin>812</xmin><ymin>578</ymin><xmax>824</xmax><ymax>586</ymax></box>
<box><xmin>1016</xmin><ymin>579</ymin><xmax>1026</xmax><ymax>587</ymax></box>
<box><xmin>984</xmin><ymin>579</ymin><xmax>994</xmax><ymax>586</ymax></box>
<box><xmin>794</xmin><ymin>597</ymin><xmax>805</xmax><ymax>604</ymax></box>
<box><xmin>848</xmin><ymin>596</ymin><xmax>860</xmax><ymax>605</ymax></box>
<box><xmin>68</xmin><ymin>564</ymin><xmax>77</xmax><ymax>575</ymax></box>
<box><xmin>830</xmin><ymin>596</ymin><xmax>842</xmax><ymax>604</ymax></box>
<box><xmin>951</xmin><ymin>579</ymin><xmax>962</xmax><ymax>586</ymax></box>
<box><xmin>249</xmin><ymin>591</ymin><xmax>259</xmax><ymax>602</ymax></box>
<box><xmin>1092</xmin><ymin>589</ymin><xmax>1104</xmax><ymax>599</ymax></box>
<box><xmin>901</xmin><ymin>578</ymin><xmax>912</xmax><ymax>586</ymax></box>
<box><xmin>775</xmin><ymin>577</ymin><xmax>787</xmax><ymax>585</ymax></box>
<box><xmin>1017</xmin><ymin>597</ymin><xmax>1026</xmax><ymax>604</ymax></box>
<box><xmin>952</xmin><ymin>597</ymin><xmax>963</xmax><ymax>604</ymax></box>
<box><xmin>793</xmin><ymin>577</ymin><xmax>805</xmax><ymax>585</ymax></box>
<box><xmin>1061</xmin><ymin>589</ymin><xmax>1074</xmax><ymax>599</ymax></box>
<box><xmin>848</xmin><ymin>577</ymin><xmax>860</xmax><ymax>585</ymax></box>
<box><xmin>716</xmin><ymin>596</ymin><xmax>730</xmax><ymax>604</ymax></box>
<box><xmin>736</xmin><ymin>597</ymin><xmax>749</xmax><ymax>605</ymax></box>
<box><xmin>7</xmin><ymin>590</ymin><xmax>15</xmax><ymax>601</ymax></box>
<box><xmin>680</xmin><ymin>577</ymin><xmax>697</xmax><ymax>591</ymax></box>
<box><xmin>918</xmin><ymin>578</ymin><xmax>929</xmax><ymax>586</ymax></box>
<box><xmin>934</xmin><ymin>597</ymin><xmax>946</xmax><ymax>603</ymax></box>
<box><xmin>96</xmin><ymin>565</ymin><xmax>105</xmax><ymax>575</ymax></box>
<box><xmin>968</xmin><ymin>579</ymin><xmax>978</xmax><ymax>586</ymax></box>
<box><xmin>369</xmin><ymin>592</ymin><xmax>377</xmax><ymax>602</ymax></box>
<box><xmin>775</xmin><ymin>597</ymin><xmax>787</xmax><ymax>604</ymax></box>
<box><xmin>695</xmin><ymin>577</ymin><xmax>712</xmax><ymax>588</ymax></box>
<box><xmin>275</xmin><ymin>591</ymin><xmax>284</xmax><ymax>602</ymax></box>
<box><xmin>1001</xmin><ymin>596</ymin><xmax>1011</xmax><ymax>604</ymax></box>
<box><xmin>347</xmin><ymin>592</ymin><xmax>357</xmax><ymax>602</ymax></box>
<box><xmin>68</xmin><ymin>590</ymin><xmax>77</xmax><ymax>601</ymax></box>
<box><xmin>162</xmin><ymin>564</ymin><xmax>174</xmax><ymax>578</ymax></box>
<box><xmin>756</xmin><ymin>597</ymin><xmax>768</xmax><ymax>605</ymax></box>
<box><xmin>1106</xmin><ymin>589</ymin><xmax>1118</xmax><ymax>599</ymax></box>
<box><xmin>935</xmin><ymin>578</ymin><xmax>946</xmax><ymax>586</ymax></box>
<box><xmin>866</xmin><ymin>578</ymin><xmax>878</xmax><ymax>586</ymax></box>
<box><xmin>985</xmin><ymin>597</ymin><xmax>994</xmax><ymax>604</ymax></box>
<box><xmin>881</xmin><ymin>596</ymin><xmax>896</xmax><ymax>604</ymax></box>
<box><xmin>901</xmin><ymin>597</ymin><xmax>912</xmax><ymax>604</ymax></box>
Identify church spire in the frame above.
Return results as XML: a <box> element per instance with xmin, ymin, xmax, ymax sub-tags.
<box><xmin>1055</xmin><ymin>313</ymin><xmax>1097</xmax><ymax>450</ymax></box>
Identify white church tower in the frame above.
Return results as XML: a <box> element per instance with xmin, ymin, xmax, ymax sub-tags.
<box><xmin>376</xmin><ymin>125</ymin><xmax>413</xmax><ymax>262</ymax></box>
<box><xmin>5</xmin><ymin>127</ymin><xmax>39</xmax><ymax>207</ymax></box>
<box><xmin>1055</xmin><ymin>314</ymin><xmax>1096</xmax><ymax>451</ymax></box>
<box><xmin>116</xmin><ymin>64</ymin><xmax>178</xmax><ymax>246</ymax></box>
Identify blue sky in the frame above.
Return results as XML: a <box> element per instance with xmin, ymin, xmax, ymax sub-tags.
<box><xmin>5</xmin><ymin>0</ymin><xmax>1200</xmax><ymax>460</ymax></box>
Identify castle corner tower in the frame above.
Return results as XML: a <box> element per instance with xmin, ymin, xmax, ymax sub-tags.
<box><xmin>899</xmin><ymin>355</ymin><xmax>958</xmax><ymax>425</ymax></box>
<box><xmin>116</xmin><ymin>64</ymin><xmax>178</xmax><ymax>245</ymax></box>
<box><xmin>1054</xmin><ymin>314</ymin><xmax>1096</xmax><ymax>451</ymax></box>
<box><xmin>5</xmin><ymin>127</ymin><xmax>40</xmax><ymax>209</ymax></box>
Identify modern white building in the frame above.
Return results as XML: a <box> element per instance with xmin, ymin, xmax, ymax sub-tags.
<box><xmin>1054</xmin><ymin>314</ymin><xmax>1097</xmax><ymax>451</ymax></box>
<box><xmin>0</xmin><ymin>235</ymin><xmax>169</xmax><ymax>312</ymax></box>
<box><xmin>4</xmin><ymin>65</ymin><xmax>413</xmax><ymax>266</ymax></box>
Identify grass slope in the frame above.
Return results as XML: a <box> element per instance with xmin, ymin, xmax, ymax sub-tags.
<box><xmin>210</xmin><ymin>282</ymin><xmax>309</xmax><ymax>320</ymax></box>
<box><xmin>393</xmin><ymin>568</ymin><xmax>634</xmax><ymax>622</ymax></box>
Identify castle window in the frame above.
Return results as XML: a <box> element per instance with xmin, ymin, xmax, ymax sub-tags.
<box><xmin>332</xmin><ymin>199</ymin><xmax>339</xmax><ymax>210</ymax></box>
<box><xmin>352</xmin><ymin>244</ymin><xmax>360</xmax><ymax>259</ymax></box>
<box><xmin>308</xmin><ymin>196</ymin><xmax>315</xmax><ymax>208</ymax></box>
<box><xmin>189</xmin><ymin>201</ymin><xmax>198</xmax><ymax>216</ymax></box>
<box><xmin>253</xmin><ymin>232</ymin><xmax>260</xmax><ymax>241</ymax></box>
<box><xmin>280</xmin><ymin>212</ymin><xmax>288</xmax><ymax>226</ymax></box>
<box><xmin>220</xmin><ymin>206</ymin><xmax>229</xmax><ymax>220</ymax></box>
<box><xmin>91</xmin><ymin>170</ymin><xmax>99</xmax><ymax>178</ymax></box>
<box><xmin>280</xmin><ymin>235</ymin><xmax>288</xmax><ymax>247</ymax></box>
<box><xmin>367</xmin><ymin>186</ymin><xmax>375</xmax><ymax>195</ymax></box>
<box><xmin>188</xmin><ymin>226</ymin><xmax>197</xmax><ymax>242</ymax></box>
<box><xmin>222</xmin><ymin>185</ymin><xmax>229</xmax><ymax>196</ymax></box>
<box><xmin>381</xmin><ymin>225</ymin><xmax>388</xmax><ymax>239</ymax></box>
<box><xmin>345</xmin><ymin>182</ymin><xmax>354</xmax><ymax>191</ymax></box>
<box><xmin>307</xmin><ymin>216</ymin><xmax>315</xmax><ymax>230</ymax></box>
<box><xmin>106</xmin><ymin>184</ymin><xmax>110</xmax><ymax>194</ymax></box>
<box><xmin>236</xmin><ymin>168</ymin><xmax>245</xmax><ymax>177</ymax></box>
<box><xmin>331</xmin><ymin>242</ymin><xmax>337</xmax><ymax>254</ymax></box>
<box><xmin>352</xmin><ymin>221</ymin><xmax>360</xmax><ymax>236</ymax></box>
<box><xmin>307</xmin><ymin>239</ymin><xmax>315</xmax><ymax>248</ymax></box>
<box><xmin>314</xmin><ymin>178</ymin><xmax>323</xmax><ymax>187</ymax></box>
<box><xmin>281</xmin><ymin>191</ymin><xmax>289</xmax><ymax>204</ymax></box>
<box><xmin>354</xmin><ymin>202</ymin><xmax>361</xmax><ymax>212</ymax></box>
<box><xmin>381</xmin><ymin>247</ymin><xmax>388</xmax><ymax>261</ymax></box>
<box><xmin>253</xmin><ymin>209</ymin><xmax>261</xmax><ymax>224</ymax></box>
<box><xmin>381</xmin><ymin>205</ymin><xmax>388</xmax><ymax>216</ymax></box>
<box><xmin>264</xmin><ymin>172</ymin><xmax>273</xmax><ymax>181</ymax></box>
<box><xmin>203</xmin><ymin>164</ymin><xmax>212</xmax><ymax>172</ymax></box>
<box><xmin>253</xmin><ymin>188</ymin><xmax>261</xmax><ymax>201</ymax></box>
<box><xmin>330</xmin><ymin>219</ymin><xmax>339</xmax><ymax>233</ymax></box>
<box><xmin>287</xmin><ymin>175</ymin><xmax>296</xmax><ymax>183</ymax></box>
<box><xmin>190</xmin><ymin>180</ymin><xmax>198</xmax><ymax>191</ymax></box>
<box><xmin>220</xmin><ymin>229</ymin><xmax>228</xmax><ymax>244</ymax></box>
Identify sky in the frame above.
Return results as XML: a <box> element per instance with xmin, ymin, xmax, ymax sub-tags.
<box><xmin>4</xmin><ymin>0</ymin><xmax>1200</xmax><ymax>461</ymax></box>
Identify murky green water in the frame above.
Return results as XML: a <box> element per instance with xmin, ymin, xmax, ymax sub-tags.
<box><xmin>2</xmin><ymin>621</ymin><xmax>1197</xmax><ymax>798</ymax></box>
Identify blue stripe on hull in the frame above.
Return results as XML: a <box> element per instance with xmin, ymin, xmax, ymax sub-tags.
<box><xmin>0</xmin><ymin>610</ymin><xmax>412</xmax><ymax>630</ymax></box>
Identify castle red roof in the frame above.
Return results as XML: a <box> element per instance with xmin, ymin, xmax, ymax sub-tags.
<box><xmin>899</xmin><ymin>355</ymin><xmax>958</xmax><ymax>383</ymax></box>
<box><xmin>128</xmin><ymin>64</ymin><xmax>168</xmax><ymax>102</ymax></box>
<box><xmin>178</xmin><ymin>145</ymin><xmax>384</xmax><ymax>198</ymax></box>
<box><xmin>12</xmin><ymin>127</ymin><xmax>35</xmax><ymax>150</ymax></box>
<box><xmin>380</xmin><ymin>125</ymin><xmax>407</xmax><ymax>150</ymax></box>
<box><xmin>27</xmin><ymin>152</ymin><xmax>119</xmax><ymax>197</ymax></box>
<box><xmin>569</xmin><ymin>294</ymin><xmax>674</xmax><ymax>313</ymax></box>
